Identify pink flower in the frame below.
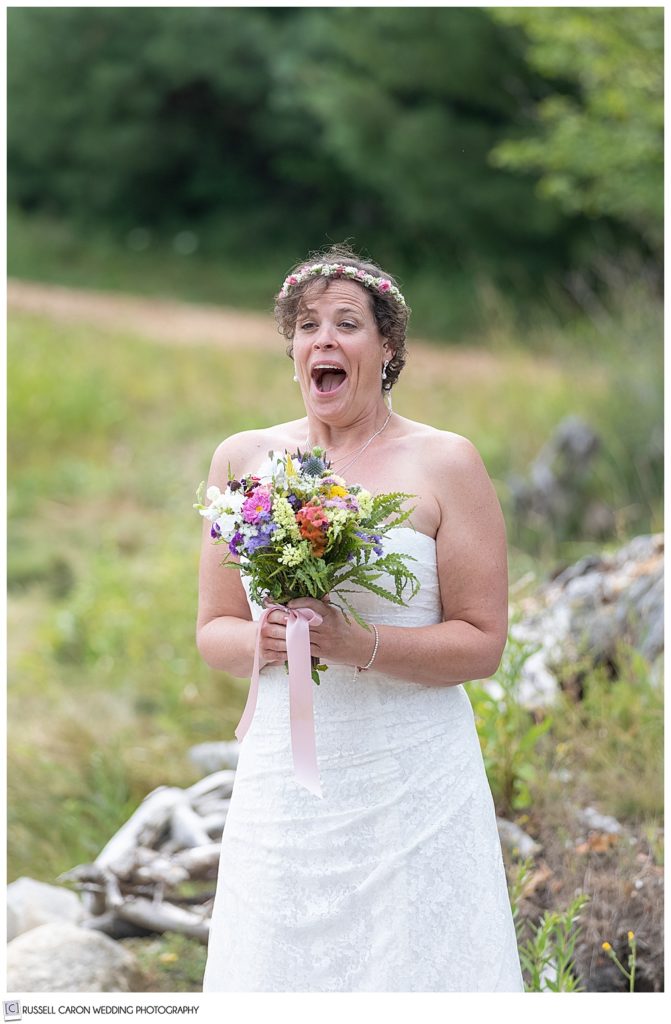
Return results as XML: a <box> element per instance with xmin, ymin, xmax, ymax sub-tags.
<box><xmin>356</xmin><ymin>269</ymin><xmax>366</xmax><ymax>279</ymax></box>
<box><xmin>287</xmin><ymin>275</ymin><xmax>298</xmax><ymax>285</ymax></box>
<box><xmin>242</xmin><ymin>487</ymin><xmax>272</xmax><ymax>524</ymax></box>
<box><xmin>378</xmin><ymin>279</ymin><xmax>391</xmax><ymax>292</ymax></box>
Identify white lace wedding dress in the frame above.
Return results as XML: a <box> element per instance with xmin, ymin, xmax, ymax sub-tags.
<box><xmin>202</xmin><ymin>520</ymin><xmax>525</xmax><ymax>992</ymax></box>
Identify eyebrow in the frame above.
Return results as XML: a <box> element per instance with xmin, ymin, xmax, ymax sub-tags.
<box><xmin>298</xmin><ymin>305</ymin><xmax>363</xmax><ymax>316</ymax></box>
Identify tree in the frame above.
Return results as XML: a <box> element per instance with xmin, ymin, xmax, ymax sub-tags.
<box><xmin>488</xmin><ymin>7</ymin><xmax>663</xmax><ymax>253</ymax></box>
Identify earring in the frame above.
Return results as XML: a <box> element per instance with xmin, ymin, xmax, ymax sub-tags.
<box><xmin>293</xmin><ymin>373</ymin><xmax>299</xmax><ymax>382</ymax></box>
<box><xmin>381</xmin><ymin>359</ymin><xmax>389</xmax><ymax>381</ymax></box>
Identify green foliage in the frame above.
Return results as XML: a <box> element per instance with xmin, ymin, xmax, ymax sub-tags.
<box><xmin>489</xmin><ymin>8</ymin><xmax>663</xmax><ymax>251</ymax></box>
<box><xmin>548</xmin><ymin>641</ymin><xmax>663</xmax><ymax>823</ymax></box>
<box><xmin>8</xmin><ymin>6</ymin><xmax>658</xmax><ymax>322</ymax></box>
<box><xmin>470</xmin><ymin>632</ymin><xmax>553</xmax><ymax>815</ymax></box>
<box><xmin>510</xmin><ymin>859</ymin><xmax>590</xmax><ymax>992</ymax></box>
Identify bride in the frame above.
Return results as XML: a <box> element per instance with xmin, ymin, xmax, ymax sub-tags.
<box><xmin>197</xmin><ymin>243</ymin><xmax>525</xmax><ymax>992</ymax></box>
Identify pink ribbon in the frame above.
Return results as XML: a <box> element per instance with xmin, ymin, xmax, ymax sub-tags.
<box><xmin>234</xmin><ymin>603</ymin><xmax>324</xmax><ymax>798</ymax></box>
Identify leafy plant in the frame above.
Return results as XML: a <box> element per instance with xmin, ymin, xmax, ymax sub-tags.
<box><xmin>510</xmin><ymin>858</ymin><xmax>589</xmax><ymax>992</ymax></box>
<box><xmin>470</xmin><ymin>630</ymin><xmax>553</xmax><ymax>814</ymax></box>
<box><xmin>520</xmin><ymin>894</ymin><xmax>590</xmax><ymax>991</ymax></box>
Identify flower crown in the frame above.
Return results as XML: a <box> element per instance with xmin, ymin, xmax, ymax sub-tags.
<box><xmin>278</xmin><ymin>262</ymin><xmax>407</xmax><ymax>308</ymax></box>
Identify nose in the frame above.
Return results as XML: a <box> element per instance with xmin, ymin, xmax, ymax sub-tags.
<box><xmin>312</xmin><ymin>329</ymin><xmax>337</xmax><ymax>350</ymax></box>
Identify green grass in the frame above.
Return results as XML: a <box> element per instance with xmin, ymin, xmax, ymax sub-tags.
<box><xmin>7</xmin><ymin>206</ymin><xmax>283</xmax><ymax>313</ymax></box>
<box><xmin>7</xmin><ymin>273</ymin><xmax>662</xmax><ymax>893</ymax></box>
<box><xmin>12</xmin><ymin>204</ymin><xmax>660</xmax><ymax>346</ymax></box>
<box><xmin>122</xmin><ymin>932</ymin><xmax>207</xmax><ymax>992</ymax></box>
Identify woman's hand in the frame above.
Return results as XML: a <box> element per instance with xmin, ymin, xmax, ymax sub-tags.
<box><xmin>284</xmin><ymin>595</ymin><xmax>375</xmax><ymax>669</ymax></box>
<box><xmin>258</xmin><ymin>603</ymin><xmax>291</xmax><ymax>670</ymax></box>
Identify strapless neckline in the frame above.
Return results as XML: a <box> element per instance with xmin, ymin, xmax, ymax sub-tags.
<box><xmin>248</xmin><ymin>453</ymin><xmax>437</xmax><ymax>556</ymax></box>
<box><xmin>385</xmin><ymin>525</ymin><xmax>437</xmax><ymax>552</ymax></box>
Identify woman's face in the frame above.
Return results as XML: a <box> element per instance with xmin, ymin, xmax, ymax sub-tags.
<box><xmin>292</xmin><ymin>280</ymin><xmax>392</xmax><ymax>421</ymax></box>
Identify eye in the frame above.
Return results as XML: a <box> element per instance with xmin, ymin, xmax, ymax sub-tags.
<box><xmin>298</xmin><ymin>320</ymin><xmax>315</xmax><ymax>330</ymax></box>
<box><xmin>340</xmin><ymin>321</ymin><xmax>357</xmax><ymax>329</ymax></box>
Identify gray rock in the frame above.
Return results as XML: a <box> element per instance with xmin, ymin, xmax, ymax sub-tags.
<box><xmin>6</xmin><ymin>922</ymin><xmax>143</xmax><ymax>992</ymax></box>
<box><xmin>508</xmin><ymin>415</ymin><xmax>610</xmax><ymax>538</ymax></box>
<box><xmin>578</xmin><ymin>806</ymin><xmax>623</xmax><ymax>834</ymax></box>
<box><xmin>511</xmin><ymin>532</ymin><xmax>663</xmax><ymax>707</ymax></box>
<box><xmin>188</xmin><ymin>740</ymin><xmax>240</xmax><ymax>774</ymax></box>
<box><xmin>496</xmin><ymin>817</ymin><xmax>542</xmax><ymax>859</ymax></box>
<box><xmin>7</xmin><ymin>877</ymin><xmax>85</xmax><ymax>941</ymax></box>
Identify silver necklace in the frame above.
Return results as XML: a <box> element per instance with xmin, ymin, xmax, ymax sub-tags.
<box><xmin>305</xmin><ymin>407</ymin><xmax>393</xmax><ymax>476</ymax></box>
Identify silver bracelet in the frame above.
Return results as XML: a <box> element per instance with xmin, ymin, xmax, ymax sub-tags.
<box><xmin>357</xmin><ymin>623</ymin><xmax>379</xmax><ymax>672</ymax></box>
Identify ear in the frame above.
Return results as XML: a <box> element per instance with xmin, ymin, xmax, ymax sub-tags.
<box><xmin>382</xmin><ymin>342</ymin><xmax>395</xmax><ymax>361</ymax></box>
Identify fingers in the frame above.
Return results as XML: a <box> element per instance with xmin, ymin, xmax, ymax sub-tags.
<box><xmin>286</xmin><ymin>596</ymin><xmax>330</xmax><ymax>612</ymax></box>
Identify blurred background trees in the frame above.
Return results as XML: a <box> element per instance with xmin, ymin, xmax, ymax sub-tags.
<box><xmin>7</xmin><ymin>6</ymin><xmax>662</xmax><ymax>332</ymax></box>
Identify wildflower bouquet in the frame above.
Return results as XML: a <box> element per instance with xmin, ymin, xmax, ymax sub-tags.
<box><xmin>194</xmin><ymin>445</ymin><xmax>421</xmax><ymax>683</ymax></box>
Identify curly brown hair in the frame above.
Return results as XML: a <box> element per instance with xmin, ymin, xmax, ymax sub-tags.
<box><xmin>273</xmin><ymin>242</ymin><xmax>410</xmax><ymax>392</ymax></box>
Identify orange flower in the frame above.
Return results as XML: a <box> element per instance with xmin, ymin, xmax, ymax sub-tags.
<box><xmin>296</xmin><ymin>502</ymin><xmax>328</xmax><ymax>557</ymax></box>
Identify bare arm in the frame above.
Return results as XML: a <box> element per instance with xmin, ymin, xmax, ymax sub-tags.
<box><xmin>195</xmin><ymin>432</ymin><xmax>291</xmax><ymax>677</ymax></box>
<box><xmin>287</xmin><ymin>433</ymin><xmax>509</xmax><ymax>687</ymax></box>
<box><xmin>365</xmin><ymin>435</ymin><xmax>509</xmax><ymax>685</ymax></box>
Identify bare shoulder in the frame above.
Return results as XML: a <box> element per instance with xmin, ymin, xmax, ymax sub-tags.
<box><xmin>208</xmin><ymin>425</ymin><xmax>272</xmax><ymax>485</ymax></box>
<box><xmin>427</xmin><ymin>429</ymin><xmax>497</xmax><ymax>516</ymax></box>
<box><xmin>207</xmin><ymin>418</ymin><xmax>307</xmax><ymax>486</ymax></box>
<box><xmin>429</xmin><ymin>428</ymin><xmax>489</xmax><ymax>475</ymax></box>
<box><xmin>395</xmin><ymin>416</ymin><xmax>488</xmax><ymax>477</ymax></box>
<box><xmin>416</xmin><ymin>427</ymin><xmax>506</xmax><ymax>565</ymax></box>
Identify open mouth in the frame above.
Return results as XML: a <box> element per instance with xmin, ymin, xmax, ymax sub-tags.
<box><xmin>311</xmin><ymin>366</ymin><xmax>348</xmax><ymax>394</ymax></box>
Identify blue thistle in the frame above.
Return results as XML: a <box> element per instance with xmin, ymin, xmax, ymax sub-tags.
<box><xmin>302</xmin><ymin>455</ymin><xmax>327</xmax><ymax>476</ymax></box>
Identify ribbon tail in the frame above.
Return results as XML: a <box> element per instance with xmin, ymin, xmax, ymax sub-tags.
<box><xmin>234</xmin><ymin>606</ymin><xmax>272</xmax><ymax>744</ymax></box>
<box><xmin>286</xmin><ymin>612</ymin><xmax>323</xmax><ymax>798</ymax></box>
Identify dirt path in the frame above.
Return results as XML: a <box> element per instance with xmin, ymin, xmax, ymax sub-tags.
<box><xmin>7</xmin><ymin>277</ymin><xmax>554</xmax><ymax>386</ymax></box>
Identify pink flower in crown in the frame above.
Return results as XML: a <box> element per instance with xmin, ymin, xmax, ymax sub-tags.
<box><xmin>378</xmin><ymin>279</ymin><xmax>391</xmax><ymax>292</ymax></box>
<box><xmin>287</xmin><ymin>275</ymin><xmax>298</xmax><ymax>286</ymax></box>
<box><xmin>356</xmin><ymin>269</ymin><xmax>366</xmax><ymax>279</ymax></box>
<box><xmin>242</xmin><ymin>487</ymin><xmax>272</xmax><ymax>524</ymax></box>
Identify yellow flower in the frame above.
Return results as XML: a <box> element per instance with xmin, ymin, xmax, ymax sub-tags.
<box><xmin>328</xmin><ymin>484</ymin><xmax>348</xmax><ymax>498</ymax></box>
<box><xmin>628</xmin><ymin>931</ymin><xmax>635</xmax><ymax>942</ymax></box>
<box><xmin>602</xmin><ymin>941</ymin><xmax>612</xmax><ymax>951</ymax></box>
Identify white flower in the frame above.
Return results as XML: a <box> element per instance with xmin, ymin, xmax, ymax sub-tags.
<box><xmin>203</xmin><ymin>485</ymin><xmax>245</xmax><ymax>520</ymax></box>
<box><xmin>199</xmin><ymin>506</ymin><xmax>219</xmax><ymax>523</ymax></box>
<box><xmin>215</xmin><ymin>511</ymin><xmax>240</xmax><ymax>537</ymax></box>
<box><xmin>226</xmin><ymin>489</ymin><xmax>245</xmax><ymax>514</ymax></box>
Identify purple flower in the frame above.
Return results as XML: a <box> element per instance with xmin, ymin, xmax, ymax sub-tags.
<box><xmin>211</xmin><ymin>523</ymin><xmax>221</xmax><ymax>539</ymax></box>
<box><xmin>246</xmin><ymin>523</ymin><xmax>277</xmax><ymax>553</ymax></box>
<box><xmin>228</xmin><ymin>530</ymin><xmax>244</xmax><ymax>555</ymax></box>
<box><xmin>354</xmin><ymin>530</ymin><xmax>384</xmax><ymax>556</ymax></box>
